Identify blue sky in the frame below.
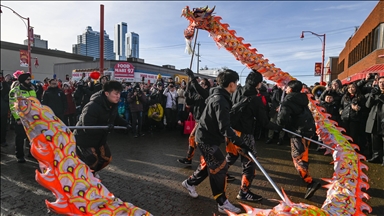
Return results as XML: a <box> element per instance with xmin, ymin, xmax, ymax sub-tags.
<box><xmin>0</xmin><ymin>1</ymin><xmax>379</xmax><ymax>85</ymax></box>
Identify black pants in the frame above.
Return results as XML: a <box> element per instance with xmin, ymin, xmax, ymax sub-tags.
<box><xmin>1</xmin><ymin>114</ymin><xmax>8</xmax><ymax>144</ymax></box>
<box><xmin>343</xmin><ymin>120</ymin><xmax>365</xmax><ymax>153</ymax></box>
<box><xmin>131</xmin><ymin>111</ymin><xmax>143</xmax><ymax>135</ymax></box>
<box><xmin>187</xmin><ymin>143</ymin><xmax>228</xmax><ymax>205</ymax></box>
<box><xmin>371</xmin><ymin>133</ymin><xmax>384</xmax><ymax>162</ymax></box>
<box><xmin>226</xmin><ymin>133</ymin><xmax>257</xmax><ymax>192</ymax></box>
<box><xmin>165</xmin><ymin>108</ymin><xmax>178</xmax><ymax>130</ymax></box>
<box><xmin>15</xmin><ymin>123</ymin><xmax>29</xmax><ymax>159</ymax></box>
<box><xmin>148</xmin><ymin>118</ymin><xmax>163</xmax><ymax>132</ymax></box>
<box><xmin>76</xmin><ymin>143</ymin><xmax>112</xmax><ymax>173</ymax></box>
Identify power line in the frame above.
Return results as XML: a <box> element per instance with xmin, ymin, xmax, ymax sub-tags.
<box><xmin>139</xmin><ymin>26</ymin><xmax>355</xmax><ymax>51</ymax></box>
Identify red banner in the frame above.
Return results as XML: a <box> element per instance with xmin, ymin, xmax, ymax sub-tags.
<box><xmin>314</xmin><ymin>62</ymin><xmax>322</xmax><ymax>76</ymax></box>
<box><xmin>20</xmin><ymin>50</ymin><xmax>29</xmax><ymax>67</ymax></box>
<box><xmin>29</xmin><ymin>27</ymin><xmax>34</xmax><ymax>45</ymax></box>
<box><xmin>114</xmin><ymin>62</ymin><xmax>134</xmax><ymax>79</ymax></box>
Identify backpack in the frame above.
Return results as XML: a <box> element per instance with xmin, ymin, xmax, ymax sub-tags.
<box><xmin>294</xmin><ymin>106</ymin><xmax>316</xmax><ymax>137</ymax></box>
<box><xmin>230</xmin><ymin>96</ymin><xmax>253</xmax><ymax>131</ymax></box>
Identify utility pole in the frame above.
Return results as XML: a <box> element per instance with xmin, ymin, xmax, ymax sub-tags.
<box><xmin>196</xmin><ymin>42</ymin><xmax>201</xmax><ymax>74</ymax></box>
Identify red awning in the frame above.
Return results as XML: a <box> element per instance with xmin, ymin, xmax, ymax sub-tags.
<box><xmin>341</xmin><ymin>64</ymin><xmax>384</xmax><ymax>85</ymax></box>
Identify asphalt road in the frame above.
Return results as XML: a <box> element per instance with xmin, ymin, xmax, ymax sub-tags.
<box><xmin>1</xmin><ymin>129</ymin><xmax>383</xmax><ymax>216</ymax></box>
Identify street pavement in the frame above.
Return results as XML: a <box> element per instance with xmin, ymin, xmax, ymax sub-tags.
<box><xmin>1</xmin><ymin>128</ymin><xmax>383</xmax><ymax>216</ymax></box>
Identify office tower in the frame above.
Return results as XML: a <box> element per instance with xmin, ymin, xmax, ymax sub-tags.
<box><xmin>72</xmin><ymin>26</ymin><xmax>114</xmax><ymax>60</ymax></box>
<box><xmin>24</xmin><ymin>34</ymin><xmax>48</xmax><ymax>49</ymax></box>
<box><xmin>127</xmin><ymin>32</ymin><xmax>139</xmax><ymax>58</ymax></box>
<box><xmin>114</xmin><ymin>22</ymin><xmax>128</xmax><ymax>60</ymax></box>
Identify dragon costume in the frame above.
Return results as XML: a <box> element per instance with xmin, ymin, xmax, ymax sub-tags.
<box><xmin>181</xmin><ymin>5</ymin><xmax>371</xmax><ymax>216</ymax></box>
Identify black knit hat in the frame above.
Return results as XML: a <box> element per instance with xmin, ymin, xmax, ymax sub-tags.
<box><xmin>18</xmin><ymin>73</ymin><xmax>31</xmax><ymax>83</ymax></box>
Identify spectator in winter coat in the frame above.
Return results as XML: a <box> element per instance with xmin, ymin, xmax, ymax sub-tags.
<box><xmin>42</xmin><ymin>79</ymin><xmax>67</xmax><ymax>122</ymax></box>
<box><xmin>63</xmin><ymin>83</ymin><xmax>77</xmax><ymax>126</ymax></box>
<box><xmin>163</xmin><ymin>83</ymin><xmax>178</xmax><ymax>130</ymax></box>
<box><xmin>319</xmin><ymin>93</ymin><xmax>341</xmax><ymax>125</ymax></box>
<box><xmin>319</xmin><ymin>79</ymin><xmax>344</xmax><ymax>106</ymax></box>
<box><xmin>366</xmin><ymin>76</ymin><xmax>384</xmax><ymax>166</ymax></box>
<box><xmin>339</xmin><ymin>83</ymin><xmax>367</xmax><ymax>154</ymax></box>
<box><xmin>1</xmin><ymin>74</ymin><xmax>12</xmax><ymax>147</ymax></box>
<box><xmin>93</xmin><ymin>75</ymin><xmax>109</xmax><ymax>93</ymax></box>
<box><xmin>148</xmin><ymin>101</ymin><xmax>164</xmax><ymax>132</ymax></box>
<box><xmin>276</xmin><ymin>80</ymin><xmax>320</xmax><ymax>200</ymax></box>
<box><xmin>128</xmin><ymin>83</ymin><xmax>147</xmax><ymax>137</ymax></box>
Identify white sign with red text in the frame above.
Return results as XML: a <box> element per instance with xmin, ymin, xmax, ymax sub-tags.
<box><xmin>114</xmin><ymin>62</ymin><xmax>135</xmax><ymax>80</ymax></box>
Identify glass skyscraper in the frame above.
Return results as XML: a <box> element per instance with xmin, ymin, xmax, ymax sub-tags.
<box><xmin>72</xmin><ymin>26</ymin><xmax>114</xmax><ymax>60</ymax></box>
<box><xmin>127</xmin><ymin>32</ymin><xmax>139</xmax><ymax>58</ymax></box>
<box><xmin>114</xmin><ymin>22</ymin><xmax>128</xmax><ymax>60</ymax></box>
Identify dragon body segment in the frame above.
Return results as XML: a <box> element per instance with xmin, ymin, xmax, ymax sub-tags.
<box><xmin>182</xmin><ymin>6</ymin><xmax>371</xmax><ymax>216</ymax></box>
<box><xmin>14</xmin><ymin>96</ymin><xmax>152</xmax><ymax>216</ymax></box>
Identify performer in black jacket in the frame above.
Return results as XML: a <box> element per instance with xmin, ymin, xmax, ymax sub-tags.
<box><xmin>181</xmin><ymin>69</ymin><xmax>246</xmax><ymax>214</ymax></box>
<box><xmin>177</xmin><ymin>68</ymin><xmax>210</xmax><ymax>164</ymax></box>
<box><xmin>227</xmin><ymin>70</ymin><xmax>281</xmax><ymax>202</ymax></box>
<box><xmin>74</xmin><ymin>81</ymin><xmax>128</xmax><ymax>177</ymax></box>
<box><xmin>276</xmin><ymin>80</ymin><xmax>320</xmax><ymax>199</ymax></box>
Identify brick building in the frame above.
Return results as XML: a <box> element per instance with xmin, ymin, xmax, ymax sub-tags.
<box><xmin>337</xmin><ymin>1</ymin><xmax>384</xmax><ymax>84</ymax></box>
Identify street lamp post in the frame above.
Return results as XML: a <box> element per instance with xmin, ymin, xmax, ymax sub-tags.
<box><xmin>300</xmin><ymin>31</ymin><xmax>326</xmax><ymax>83</ymax></box>
<box><xmin>1</xmin><ymin>5</ymin><xmax>32</xmax><ymax>75</ymax></box>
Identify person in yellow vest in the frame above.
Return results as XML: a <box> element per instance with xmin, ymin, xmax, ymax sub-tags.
<box><xmin>148</xmin><ymin>101</ymin><xmax>164</xmax><ymax>132</ymax></box>
<box><xmin>9</xmin><ymin>72</ymin><xmax>37</xmax><ymax>163</ymax></box>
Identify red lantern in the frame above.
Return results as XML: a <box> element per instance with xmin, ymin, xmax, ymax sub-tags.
<box><xmin>90</xmin><ymin>71</ymin><xmax>100</xmax><ymax>80</ymax></box>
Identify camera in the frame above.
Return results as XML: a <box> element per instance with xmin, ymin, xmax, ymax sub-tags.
<box><xmin>133</xmin><ymin>86</ymin><xmax>141</xmax><ymax>93</ymax></box>
<box><xmin>352</xmin><ymin>98</ymin><xmax>358</xmax><ymax>105</ymax></box>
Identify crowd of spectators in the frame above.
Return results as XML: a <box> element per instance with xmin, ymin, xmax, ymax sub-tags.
<box><xmin>1</xmin><ymin>71</ymin><xmax>383</xmax><ymax>165</ymax></box>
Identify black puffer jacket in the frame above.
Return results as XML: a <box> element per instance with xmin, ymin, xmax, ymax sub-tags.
<box><xmin>339</xmin><ymin>93</ymin><xmax>366</xmax><ymax>122</ymax></box>
<box><xmin>42</xmin><ymin>86</ymin><xmax>67</xmax><ymax>117</ymax></box>
<box><xmin>365</xmin><ymin>92</ymin><xmax>384</xmax><ymax>135</ymax></box>
<box><xmin>74</xmin><ymin>90</ymin><xmax>127</xmax><ymax>148</ymax></box>
<box><xmin>195</xmin><ymin>87</ymin><xmax>238</xmax><ymax>146</ymax></box>
<box><xmin>277</xmin><ymin>92</ymin><xmax>315</xmax><ymax>137</ymax></box>
<box><xmin>231</xmin><ymin>84</ymin><xmax>280</xmax><ymax>134</ymax></box>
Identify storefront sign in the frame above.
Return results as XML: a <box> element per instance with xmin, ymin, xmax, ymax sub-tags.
<box><xmin>114</xmin><ymin>62</ymin><xmax>135</xmax><ymax>80</ymax></box>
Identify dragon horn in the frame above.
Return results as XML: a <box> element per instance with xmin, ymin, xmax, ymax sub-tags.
<box><xmin>207</xmin><ymin>5</ymin><xmax>216</xmax><ymax>14</ymax></box>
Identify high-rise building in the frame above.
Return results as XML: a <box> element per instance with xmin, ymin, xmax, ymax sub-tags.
<box><xmin>72</xmin><ymin>26</ymin><xmax>114</xmax><ymax>60</ymax></box>
<box><xmin>24</xmin><ymin>34</ymin><xmax>48</xmax><ymax>49</ymax></box>
<box><xmin>114</xmin><ymin>22</ymin><xmax>128</xmax><ymax>60</ymax></box>
<box><xmin>127</xmin><ymin>32</ymin><xmax>139</xmax><ymax>58</ymax></box>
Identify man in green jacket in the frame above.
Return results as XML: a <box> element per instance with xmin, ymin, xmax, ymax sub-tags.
<box><xmin>9</xmin><ymin>72</ymin><xmax>36</xmax><ymax>163</ymax></box>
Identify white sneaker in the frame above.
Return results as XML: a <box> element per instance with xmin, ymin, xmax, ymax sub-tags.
<box><xmin>218</xmin><ymin>199</ymin><xmax>241</xmax><ymax>214</ymax></box>
<box><xmin>182</xmin><ymin>180</ymin><xmax>198</xmax><ymax>198</ymax></box>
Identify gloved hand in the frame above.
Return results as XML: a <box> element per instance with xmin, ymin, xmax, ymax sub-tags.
<box><xmin>371</xmin><ymin>86</ymin><xmax>381</xmax><ymax>95</ymax></box>
<box><xmin>185</xmin><ymin>68</ymin><xmax>195</xmax><ymax>79</ymax></box>
<box><xmin>230</xmin><ymin>134</ymin><xmax>243</xmax><ymax>147</ymax></box>
<box><xmin>107</xmin><ymin>124</ymin><xmax>114</xmax><ymax>132</ymax></box>
<box><xmin>239</xmin><ymin>143</ymin><xmax>252</xmax><ymax>155</ymax></box>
